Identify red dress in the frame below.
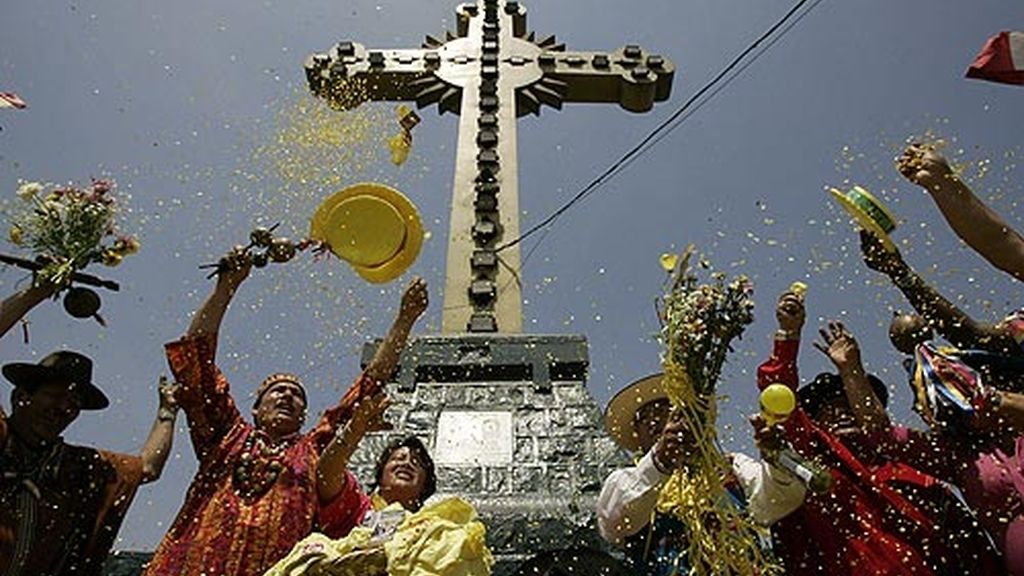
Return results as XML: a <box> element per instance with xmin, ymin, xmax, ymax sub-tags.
<box><xmin>144</xmin><ymin>334</ymin><xmax>374</xmax><ymax>576</ymax></box>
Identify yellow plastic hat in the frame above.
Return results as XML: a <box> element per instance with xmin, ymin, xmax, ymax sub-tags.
<box><xmin>829</xmin><ymin>185</ymin><xmax>898</xmax><ymax>252</ymax></box>
<box><xmin>310</xmin><ymin>182</ymin><xmax>424</xmax><ymax>284</ymax></box>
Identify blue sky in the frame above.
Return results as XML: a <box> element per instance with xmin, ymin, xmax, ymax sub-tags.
<box><xmin>1</xmin><ymin>0</ymin><xmax>1021</xmax><ymax>550</ymax></box>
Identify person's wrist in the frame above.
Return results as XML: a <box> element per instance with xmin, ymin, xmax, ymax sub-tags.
<box><xmin>775</xmin><ymin>328</ymin><xmax>800</xmax><ymax>341</ymax></box>
<box><xmin>837</xmin><ymin>364</ymin><xmax>864</xmax><ymax>377</ymax></box>
<box><xmin>157</xmin><ymin>406</ymin><xmax>178</xmax><ymax>422</ymax></box>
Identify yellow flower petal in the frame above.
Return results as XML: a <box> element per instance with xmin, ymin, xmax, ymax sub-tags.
<box><xmin>660</xmin><ymin>253</ymin><xmax>678</xmax><ymax>272</ymax></box>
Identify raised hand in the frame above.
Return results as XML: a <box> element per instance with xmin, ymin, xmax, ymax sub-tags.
<box><xmin>776</xmin><ymin>291</ymin><xmax>805</xmax><ymax>333</ymax></box>
<box><xmin>813</xmin><ymin>321</ymin><xmax>863</xmax><ymax>374</ymax></box>
<box><xmin>216</xmin><ymin>245</ymin><xmax>253</xmax><ymax>288</ymax></box>
<box><xmin>859</xmin><ymin>230</ymin><xmax>907</xmax><ymax>277</ymax></box>
<box><xmin>158</xmin><ymin>375</ymin><xmax>180</xmax><ymax>415</ymax></box>
<box><xmin>653</xmin><ymin>410</ymin><xmax>694</xmax><ymax>472</ymax></box>
<box><xmin>399</xmin><ymin>277</ymin><xmax>429</xmax><ymax>323</ymax></box>
<box><xmin>749</xmin><ymin>414</ymin><xmax>785</xmax><ymax>456</ymax></box>
<box><xmin>896</xmin><ymin>143</ymin><xmax>955</xmax><ymax>191</ymax></box>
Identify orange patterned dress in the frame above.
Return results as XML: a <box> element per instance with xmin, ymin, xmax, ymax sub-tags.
<box><xmin>143</xmin><ymin>334</ymin><xmax>372</xmax><ymax>576</ymax></box>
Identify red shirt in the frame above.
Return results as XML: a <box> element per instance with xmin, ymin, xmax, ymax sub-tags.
<box><xmin>758</xmin><ymin>338</ymin><xmax>943</xmax><ymax>575</ymax></box>
<box><xmin>144</xmin><ymin>334</ymin><xmax>373</xmax><ymax>576</ymax></box>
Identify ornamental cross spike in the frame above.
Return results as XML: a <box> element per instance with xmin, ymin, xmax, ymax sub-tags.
<box><xmin>305</xmin><ymin>0</ymin><xmax>674</xmax><ymax>334</ymax></box>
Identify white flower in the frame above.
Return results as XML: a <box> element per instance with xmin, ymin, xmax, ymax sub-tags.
<box><xmin>16</xmin><ymin>181</ymin><xmax>43</xmax><ymax>199</ymax></box>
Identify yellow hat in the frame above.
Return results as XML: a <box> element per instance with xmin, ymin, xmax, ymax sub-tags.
<box><xmin>310</xmin><ymin>182</ymin><xmax>424</xmax><ymax>284</ymax></box>
<box><xmin>829</xmin><ymin>185</ymin><xmax>898</xmax><ymax>252</ymax></box>
<box><xmin>604</xmin><ymin>373</ymin><xmax>667</xmax><ymax>453</ymax></box>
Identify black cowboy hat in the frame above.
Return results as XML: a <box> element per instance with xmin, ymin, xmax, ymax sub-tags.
<box><xmin>798</xmin><ymin>371</ymin><xmax>888</xmax><ymax>417</ymax></box>
<box><xmin>2</xmin><ymin>350</ymin><xmax>110</xmax><ymax>410</ymax></box>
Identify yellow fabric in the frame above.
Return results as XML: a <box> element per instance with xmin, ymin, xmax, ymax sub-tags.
<box><xmin>262</xmin><ymin>530</ymin><xmax>386</xmax><ymax>576</ymax></box>
<box><xmin>385</xmin><ymin>498</ymin><xmax>493</xmax><ymax>576</ymax></box>
<box><xmin>263</xmin><ymin>497</ymin><xmax>492</xmax><ymax>576</ymax></box>
<box><xmin>370</xmin><ymin>491</ymin><xmax>390</xmax><ymax>511</ymax></box>
<box><xmin>656</xmin><ymin>360</ymin><xmax>782</xmax><ymax>576</ymax></box>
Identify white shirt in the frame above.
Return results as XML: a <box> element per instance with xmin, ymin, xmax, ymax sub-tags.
<box><xmin>596</xmin><ymin>450</ymin><xmax>806</xmax><ymax>545</ymax></box>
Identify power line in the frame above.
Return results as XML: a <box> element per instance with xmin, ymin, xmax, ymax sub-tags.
<box><xmin>495</xmin><ymin>0</ymin><xmax>825</xmax><ymax>256</ymax></box>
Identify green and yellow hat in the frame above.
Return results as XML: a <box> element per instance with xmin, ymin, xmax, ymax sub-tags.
<box><xmin>829</xmin><ymin>185</ymin><xmax>898</xmax><ymax>252</ymax></box>
<box><xmin>310</xmin><ymin>182</ymin><xmax>424</xmax><ymax>284</ymax></box>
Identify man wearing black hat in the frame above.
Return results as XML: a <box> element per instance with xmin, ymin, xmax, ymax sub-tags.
<box><xmin>0</xmin><ymin>350</ymin><xmax>179</xmax><ymax>576</ymax></box>
<box><xmin>0</xmin><ymin>283</ymin><xmax>179</xmax><ymax>576</ymax></box>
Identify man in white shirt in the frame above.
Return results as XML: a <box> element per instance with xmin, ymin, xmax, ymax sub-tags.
<box><xmin>596</xmin><ymin>373</ymin><xmax>806</xmax><ymax>575</ymax></box>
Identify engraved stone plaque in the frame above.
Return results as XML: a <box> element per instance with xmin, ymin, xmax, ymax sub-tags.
<box><xmin>435</xmin><ymin>410</ymin><xmax>513</xmax><ymax>466</ymax></box>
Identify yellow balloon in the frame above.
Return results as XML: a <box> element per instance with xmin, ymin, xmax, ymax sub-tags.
<box><xmin>760</xmin><ymin>383</ymin><xmax>796</xmax><ymax>424</ymax></box>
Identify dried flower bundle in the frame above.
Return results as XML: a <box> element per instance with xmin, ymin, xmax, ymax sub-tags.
<box><xmin>7</xmin><ymin>179</ymin><xmax>138</xmax><ymax>287</ymax></box>
<box><xmin>655</xmin><ymin>246</ymin><xmax>779</xmax><ymax>575</ymax></box>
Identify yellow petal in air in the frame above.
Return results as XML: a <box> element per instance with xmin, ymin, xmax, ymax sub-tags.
<box><xmin>660</xmin><ymin>253</ymin><xmax>678</xmax><ymax>272</ymax></box>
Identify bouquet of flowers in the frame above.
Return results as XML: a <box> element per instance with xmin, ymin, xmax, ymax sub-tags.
<box><xmin>654</xmin><ymin>246</ymin><xmax>779</xmax><ymax>575</ymax></box>
<box><xmin>7</xmin><ymin>179</ymin><xmax>139</xmax><ymax>288</ymax></box>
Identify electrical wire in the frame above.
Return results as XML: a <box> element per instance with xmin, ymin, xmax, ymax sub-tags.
<box><xmin>495</xmin><ymin>0</ymin><xmax>826</xmax><ymax>257</ymax></box>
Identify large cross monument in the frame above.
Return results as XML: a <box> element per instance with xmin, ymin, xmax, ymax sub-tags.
<box><xmin>304</xmin><ymin>2</ymin><xmax>674</xmax><ymax>573</ymax></box>
<box><xmin>304</xmin><ymin>0</ymin><xmax>673</xmax><ymax>333</ymax></box>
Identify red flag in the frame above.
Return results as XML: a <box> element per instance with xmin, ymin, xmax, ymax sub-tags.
<box><xmin>966</xmin><ymin>31</ymin><xmax>1024</xmax><ymax>86</ymax></box>
<box><xmin>0</xmin><ymin>91</ymin><xmax>27</xmax><ymax>109</ymax></box>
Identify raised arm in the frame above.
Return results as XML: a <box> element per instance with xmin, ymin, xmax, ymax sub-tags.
<box><xmin>187</xmin><ymin>247</ymin><xmax>251</xmax><ymax>340</ymax></box>
<box><xmin>364</xmin><ymin>277</ymin><xmax>428</xmax><ymax>384</ymax></box>
<box><xmin>139</xmin><ymin>376</ymin><xmax>180</xmax><ymax>484</ymax></box>
<box><xmin>813</xmin><ymin>322</ymin><xmax>890</xmax><ymax>434</ymax></box>
<box><xmin>309</xmin><ymin>278</ymin><xmax>429</xmax><ymax>450</ymax></box>
<box><xmin>166</xmin><ymin>247</ymin><xmax>250</xmax><ymax>460</ymax></box>
<box><xmin>898</xmin><ymin>144</ymin><xmax>1024</xmax><ymax>282</ymax></box>
<box><xmin>317</xmin><ymin>390</ymin><xmax>389</xmax><ymax>502</ymax></box>
<box><xmin>0</xmin><ymin>281</ymin><xmax>56</xmax><ymax>339</ymax></box>
<box><xmin>861</xmin><ymin>231</ymin><xmax>1018</xmax><ymax>354</ymax></box>
<box><xmin>757</xmin><ymin>290</ymin><xmax>805</xmax><ymax>392</ymax></box>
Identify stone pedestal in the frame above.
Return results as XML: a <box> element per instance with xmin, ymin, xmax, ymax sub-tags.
<box><xmin>353</xmin><ymin>333</ymin><xmax>629</xmax><ymax>574</ymax></box>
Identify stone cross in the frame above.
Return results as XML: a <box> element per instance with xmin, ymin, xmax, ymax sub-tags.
<box><xmin>304</xmin><ymin>0</ymin><xmax>674</xmax><ymax>334</ymax></box>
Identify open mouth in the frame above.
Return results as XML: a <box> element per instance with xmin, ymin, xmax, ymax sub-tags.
<box><xmin>393</xmin><ymin>467</ymin><xmax>415</xmax><ymax>482</ymax></box>
<box><xmin>275</xmin><ymin>402</ymin><xmax>298</xmax><ymax>416</ymax></box>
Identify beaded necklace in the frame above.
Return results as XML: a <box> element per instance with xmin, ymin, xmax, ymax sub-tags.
<box><xmin>233</xmin><ymin>431</ymin><xmax>291</xmax><ymax>500</ymax></box>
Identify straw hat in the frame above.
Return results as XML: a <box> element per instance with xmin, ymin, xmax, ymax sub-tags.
<box><xmin>310</xmin><ymin>183</ymin><xmax>424</xmax><ymax>284</ymax></box>
<box><xmin>829</xmin><ymin>185</ymin><xmax>898</xmax><ymax>252</ymax></box>
<box><xmin>604</xmin><ymin>373</ymin><xmax>667</xmax><ymax>453</ymax></box>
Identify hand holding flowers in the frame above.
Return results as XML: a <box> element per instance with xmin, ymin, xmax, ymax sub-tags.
<box><xmin>7</xmin><ymin>179</ymin><xmax>139</xmax><ymax>288</ymax></box>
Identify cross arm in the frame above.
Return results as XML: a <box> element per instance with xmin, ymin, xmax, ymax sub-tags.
<box><xmin>305</xmin><ymin>41</ymin><xmax>457</xmax><ymax>111</ymax></box>
<box><xmin>521</xmin><ymin>45</ymin><xmax>674</xmax><ymax>114</ymax></box>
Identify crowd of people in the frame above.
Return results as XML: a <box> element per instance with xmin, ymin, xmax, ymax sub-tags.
<box><xmin>2</xmin><ymin>145</ymin><xmax>1023</xmax><ymax>575</ymax></box>
<box><xmin>598</xmin><ymin>145</ymin><xmax>1024</xmax><ymax>575</ymax></box>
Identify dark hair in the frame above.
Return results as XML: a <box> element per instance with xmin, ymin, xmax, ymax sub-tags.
<box><xmin>373</xmin><ymin>436</ymin><xmax>437</xmax><ymax>505</ymax></box>
<box><xmin>799</xmin><ymin>372</ymin><xmax>889</xmax><ymax>417</ymax></box>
